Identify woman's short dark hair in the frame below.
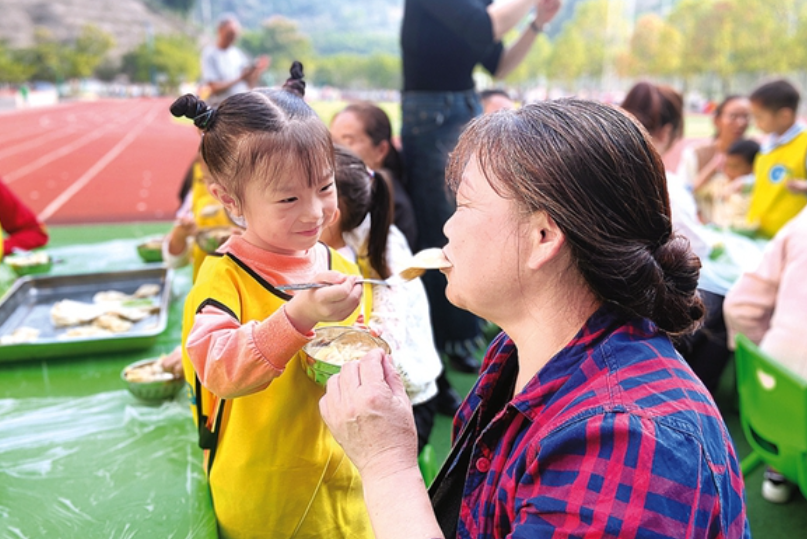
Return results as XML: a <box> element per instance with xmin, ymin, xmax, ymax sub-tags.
<box><xmin>620</xmin><ymin>81</ymin><xmax>684</xmax><ymax>141</ymax></box>
<box><xmin>447</xmin><ymin>98</ymin><xmax>704</xmax><ymax>336</ymax></box>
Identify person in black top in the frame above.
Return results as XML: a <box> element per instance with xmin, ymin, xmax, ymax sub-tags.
<box><xmin>400</xmin><ymin>0</ymin><xmax>561</xmax><ymax>407</ymax></box>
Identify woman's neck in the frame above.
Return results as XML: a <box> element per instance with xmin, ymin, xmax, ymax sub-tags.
<box><xmin>714</xmin><ymin>133</ymin><xmax>734</xmax><ymax>153</ymax></box>
<box><xmin>500</xmin><ymin>278</ymin><xmax>601</xmax><ymax>394</ymax></box>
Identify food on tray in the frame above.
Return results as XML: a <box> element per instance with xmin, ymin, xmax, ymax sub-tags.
<box><xmin>51</xmin><ymin>300</ymin><xmax>103</xmax><ymax>327</ymax></box>
<box><xmin>196</xmin><ymin>226</ymin><xmax>233</xmax><ymax>254</ymax></box>
<box><xmin>133</xmin><ymin>283</ymin><xmax>160</xmax><ymax>298</ymax></box>
<box><xmin>123</xmin><ymin>358</ymin><xmax>179</xmax><ymax>383</ymax></box>
<box><xmin>45</xmin><ymin>284</ymin><xmax>162</xmax><ymax>339</ymax></box>
<box><xmin>60</xmin><ymin>326</ymin><xmax>112</xmax><ymax>339</ymax></box>
<box><xmin>94</xmin><ymin>290</ymin><xmax>131</xmax><ymax>303</ymax></box>
<box><xmin>93</xmin><ymin>313</ymin><xmax>133</xmax><ymax>333</ymax></box>
<box><xmin>200</xmin><ymin>204</ymin><xmax>223</xmax><ymax>218</ymax></box>
<box><xmin>0</xmin><ymin>326</ymin><xmax>40</xmax><ymax>345</ymax></box>
<box><xmin>136</xmin><ymin>237</ymin><xmax>164</xmax><ymax>263</ymax></box>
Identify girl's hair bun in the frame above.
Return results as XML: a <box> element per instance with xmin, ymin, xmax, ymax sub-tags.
<box><xmin>169</xmin><ymin>94</ymin><xmax>216</xmax><ymax>130</ymax></box>
<box><xmin>282</xmin><ymin>61</ymin><xmax>306</xmax><ymax>98</ymax></box>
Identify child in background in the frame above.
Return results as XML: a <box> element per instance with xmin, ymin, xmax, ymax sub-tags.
<box><xmin>747</xmin><ymin>79</ymin><xmax>807</xmax><ymax>237</ymax></box>
<box><xmin>479</xmin><ymin>88</ymin><xmax>515</xmax><ymax>114</ymax></box>
<box><xmin>713</xmin><ymin>139</ymin><xmax>760</xmax><ymax>229</ymax></box>
<box><xmin>725</xmin><ymin>205</ymin><xmax>807</xmax><ymax>503</ymax></box>
<box><xmin>321</xmin><ymin>145</ymin><xmax>443</xmax><ymax>452</ymax></box>
<box><xmin>171</xmin><ymin>63</ymin><xmax>373</xmax><ymax>539</ymax></box>
<box><xmin>1</xmin><ymin>178</ymin><xmax>48</xmax><ymax>258</ymax></box>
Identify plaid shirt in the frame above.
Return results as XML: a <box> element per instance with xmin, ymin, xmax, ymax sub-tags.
<box><xmin>449</xmin><ymin>305</ymin><xmax>750</xmax><ymax>538</ymax></box>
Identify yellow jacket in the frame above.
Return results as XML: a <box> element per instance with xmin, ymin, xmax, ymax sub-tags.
<box><xmin>181</xmin><ymin>248</ymin><xmax>373</xmax><ymax>539</ymax></box>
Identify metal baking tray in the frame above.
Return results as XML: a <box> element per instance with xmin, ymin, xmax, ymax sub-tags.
<box><xmin>0</xmin><ymin>267</ymin><xmax>172</xmax><ymax>362</ymax></box>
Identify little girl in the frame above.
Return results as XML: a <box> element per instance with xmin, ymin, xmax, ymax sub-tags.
<box><xmin>321</xmin><ymin>145</ymin><xmax>443</xmax><ymax>451</ymax></box>
<box><xmin>172</xmin><ymin>63</ymin><xmax>373</xmax><ymax>539</ymax></box>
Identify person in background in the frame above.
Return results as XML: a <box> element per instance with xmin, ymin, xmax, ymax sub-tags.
<box><xmin>747</xmin><ymin>79</ymin><xmax>807</xmax><ymax>238</ymax></box>
<box><xmin>1</xmin><ymin>178</ymin><xmax>48</xmax><ymax>258</ymax></box>
<box><xmin>201</xmin><ymin>14</ymin><xmax>270</xmax><ymax>108</ymax></box>
<box><xmin>319</xmin><ymin>99</ymin><xmax>749</xmax><ymax>539</ymax></box>
<box><xmin>725</xmin><ymin>205</ymin><xmax>807</xmax><ymax>504</ymax></box>
<box><xmin>480</xmin><ymin>88</ymin><xmax>515</xmax><ymax>114</ymax></box>
<box><xmin>620</xmin><ymin>82</ymin><xmax>733</xmax><ymax>395</ymax></box>
<box><xmin>677</xmin><ymin>95</ymin><xmax>751</xmax><ymax>222</ymax></box>
<box><xmin>712</xmin><ymin>139</ymin><xmax>760</xmax><ymax>229</ymax></box>
<box><xmin>172</xmin><ymin>63</ymin><xmax>373</xmax><ymax>538</ymax></box>
<box><xmin>401</xmin><ymin>0</ymin><xmax>562</xmax><ymax>411</ymax></box>
<box><xmin>321</xmin><ymin>145</ymin><xmax>443</xmax><ymax>452</ymax></box>
<box><xmin>330</xmin><ymin>102</ymin><xmax>418</xmax><ymax>250</ymax></box>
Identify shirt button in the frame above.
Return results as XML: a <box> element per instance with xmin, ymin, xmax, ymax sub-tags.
<box><xmin>475</xmin><ymin>457</ymin><xmax>491</xmax><ymax>473</ymax></box>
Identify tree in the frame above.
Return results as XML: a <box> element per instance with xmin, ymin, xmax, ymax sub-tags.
<box><xmin>546</xmin><ymin>26</ymin><xmax>585</xmax><ymax>88</ymax></box>
<box><xmin>505</xmin><ymin>33</ymin><xmax>552</xmax><ymax>88</ymax></box>
<box><xmin>65</xmin><ymin>25</ymin><xmax>115</xmax><ymax>79</ymax></box>
<box><xmin>240</xmin><ymin>16</ymin><xmax>314</xmax><ymax>84</ymax></box>
<box><xmin>0</xmin><ymin>42</ymin><xmax>36</xmax><ymax>84</ymax></box>
<box><xmin>122</xmin><ymin>34</ymin><xmax>199</xmax><ymax>93</ymax></box>
<box><xmin>27</xmin><ymin>28</ymin><xmax>68</xmax><ymax>82</ymax></box>
<box><xmin>625</xmin><ymin>14</ymin><xmax>682</xmax><ymax>78</ymax></box>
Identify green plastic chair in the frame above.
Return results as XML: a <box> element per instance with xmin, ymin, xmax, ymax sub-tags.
<box><xmin>418</xmin><ymin>443</ymin><xmax>438</xmax><ymax>486</ymax></box>
<box><xmin>735</xmin><ymin>334</ymin><xmax>807</xmax><ymax>498</ymax></box>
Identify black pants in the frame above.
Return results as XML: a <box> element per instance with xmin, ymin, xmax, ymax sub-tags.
<box><xmin>413</xmin><ymin>396</ymin><xmax>438</xmax><ymax>454</ymax></box>
<box><xmin>675</xmin><ymin>290</ymin><xmax>730</xmax><ymax>395</ymax></box>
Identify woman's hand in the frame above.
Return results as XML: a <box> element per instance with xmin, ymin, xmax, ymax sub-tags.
<box><xmin>284</xmin><ymin>271</ymin><xmax>363</xmax><ymax>334</ymax></box>
<box><xmin>320</xmin><ymin>350</ymin><xmax>419</xmax><ymax>479</ymax></box>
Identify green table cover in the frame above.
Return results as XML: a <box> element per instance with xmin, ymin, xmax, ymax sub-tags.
<box><xmin>0</xmin><ymin>235</ymin><xmax>217</xmax><ymax>538</ymax></box>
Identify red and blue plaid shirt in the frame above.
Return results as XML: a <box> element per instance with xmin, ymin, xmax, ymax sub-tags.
<box><xmin>449</xmin><ymin>305</ymin><xmax>750</xmax><ymax>538</ymax></box>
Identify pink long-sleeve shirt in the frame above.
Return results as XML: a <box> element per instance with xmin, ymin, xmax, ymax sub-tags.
<box><xmin>724</xmin><ymin>207</ymin><xmax>807</xmax><ymax>379</ymax></box>
<box><xmin>185</xmin><ymin>236</ymin><xmax>333</xmax><ymax>399</ymax></box>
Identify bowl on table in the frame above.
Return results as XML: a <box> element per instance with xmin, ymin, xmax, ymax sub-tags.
<box><xmin>6</xmin><ymin>251</ymin><xmax>52</xmax><ymax>276</ymax></box>
<box><xmin>121</xmin><ymin>357</ymin><xmax>184</xmax><ymax>402</ymax></box>
<box><xmin>301</xmin><ymin>326</ymin><xmax>391</xmax><ymax>386</ymax></box>
<box><xmin>196</xmin><ymin>227</ymin><xmax>233</xmax><ymax>255</ymax></box>
<box><xmin>136</xmin><ymin>238</ymin><xmax>164</xmax><ymax>263</ymax></box>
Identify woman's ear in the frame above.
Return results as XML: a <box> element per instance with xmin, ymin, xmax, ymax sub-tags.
<box><xmin>208</xmin><ymin>183</ymin><xmax>241</xmax><ymax>217</ymax></box>
<box><xmin>525</xmin><ymin>211</ymin><xmax>566</xmax><ymax>271</ymax></box>
<box><xmin>372</xmin><ymin>140</ymin><xmax>391</xmax><ymax>170</ymax></box>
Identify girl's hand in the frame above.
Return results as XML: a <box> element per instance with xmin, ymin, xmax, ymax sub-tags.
<box><xmin>320</xmin><ymin>350</ymin><xmax>419</xmax><ymax>479</ymax></box>
<box><xmin>167</xmin><ymin>214</ymin><xmax>197</xmax><ymax>256</ymax></box>
<box><xmin>285</xmin><ymin>272</ymin><xmax>363</xmax><ymax>333</ymax></box>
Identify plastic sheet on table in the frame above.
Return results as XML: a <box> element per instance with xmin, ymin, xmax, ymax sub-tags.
<box><xmin>0</xmin><ymin>390</ymin><xmax>216</xmax><ymax>538</ymax></box>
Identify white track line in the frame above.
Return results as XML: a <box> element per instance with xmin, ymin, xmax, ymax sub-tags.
<box><xmin>0</xmin><ymin>126</ymin><xmax>81</xmax><ymax>161</ymax></box>
<box><xmin>4</xmin><ymin>104</ymin><xmax>148</xmax><ymax>184</ymax></box>
<box><xmin>37</xmin><ymin>103</ymin><xmax>162</xmax><ymax>222</ymax></box>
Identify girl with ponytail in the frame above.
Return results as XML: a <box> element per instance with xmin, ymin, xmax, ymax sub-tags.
<box><xmin>321</xmin><ymin>145</ymin><xmax>443</xmax><ymax>452</ymax></box>
<box><xmin>171</xmin><ymin>62</ymin><xmax>373</xmax><ymax>538</ymax></box>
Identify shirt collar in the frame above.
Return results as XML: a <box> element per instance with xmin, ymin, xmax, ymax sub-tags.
<box><xmin>762</xmin><ymin>122</ymin><xmax>806</xmax><ymax>153</ymax></box>
<box><xmin>472</xmin><ymin>304</ymin><xmax>647</xmax><ymax>423</ymax></box>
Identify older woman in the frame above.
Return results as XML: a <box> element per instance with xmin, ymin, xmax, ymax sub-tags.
<box><xmin>320</xmin><ymin>99</ymin><xmax>750</xmax><ymax>538</ymax></box>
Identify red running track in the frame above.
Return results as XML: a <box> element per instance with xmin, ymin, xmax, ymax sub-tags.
<box><xmin>1</xmin><ymin>99</ymin><xmax>200</xmax><ymax>225</ymax></box>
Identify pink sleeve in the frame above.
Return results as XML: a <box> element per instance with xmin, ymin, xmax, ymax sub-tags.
<box><xmin>724</xmin><ymin>234</ymin><xmax>785</xmax><ymax>348</ymax></box>
<box><xmin>186</xmin><ymin>304</ymin><xmax>313</xmax><ymax>399</ymax></box>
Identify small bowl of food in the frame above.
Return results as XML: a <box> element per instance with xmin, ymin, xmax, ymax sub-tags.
<box><xmin>137</xmin><ymin>237</ymin><xmax>164</xmax><ymax>263</ymax></box>
<box><xmin>302</xmin><ymin>326</ymin><xmax>391</xmax><ymax>386</ymax></box>
<box><xmin>121</xmin><ymin>357</ymin><xmax>184</xmax><ymax>402</ymax></box>
<box><xmin>6</xmin><ymin>251</ymin><xmax>52</xmax><ymax>276</ymax></box>
<box><xmin>196</xmin><ymin>226</ymin><xmax>233</xmax><ymax>254</ymax></box>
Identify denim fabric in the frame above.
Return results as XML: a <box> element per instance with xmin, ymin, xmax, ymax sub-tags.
<box><xmin>401</xmin><ymin>90</ymin><xmax>482</xmax><ymax>353</ymax></box>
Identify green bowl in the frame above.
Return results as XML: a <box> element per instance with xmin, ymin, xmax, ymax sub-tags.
<box><xmin>196</xmin><ymin>227</ymin><xmax>232</xmax><ymax>254</ymax></box>
<box><xmin>301</xmin><ymin>326</ymin><xmax>391</xmax><ymax>386</ymax></box>
<box><xmin>6</xmin><ymin>253</ymin><xmax>52</xmax><ymax>276</ymax></box>
<box><xmin>121</xmin><ymin>358</ymin><xmax>184</xmax><ymax>403</ymax></box>
<box><xmin>137</xmin><ymin>239</ymin><xmax>164</xmax><ymax>263</ymax></box>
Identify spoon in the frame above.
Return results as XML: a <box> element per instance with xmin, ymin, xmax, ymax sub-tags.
<box><xmin>274</xmin><ymin>248</ymin><xmax>451</xmax><ymax>291</ymax></box>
